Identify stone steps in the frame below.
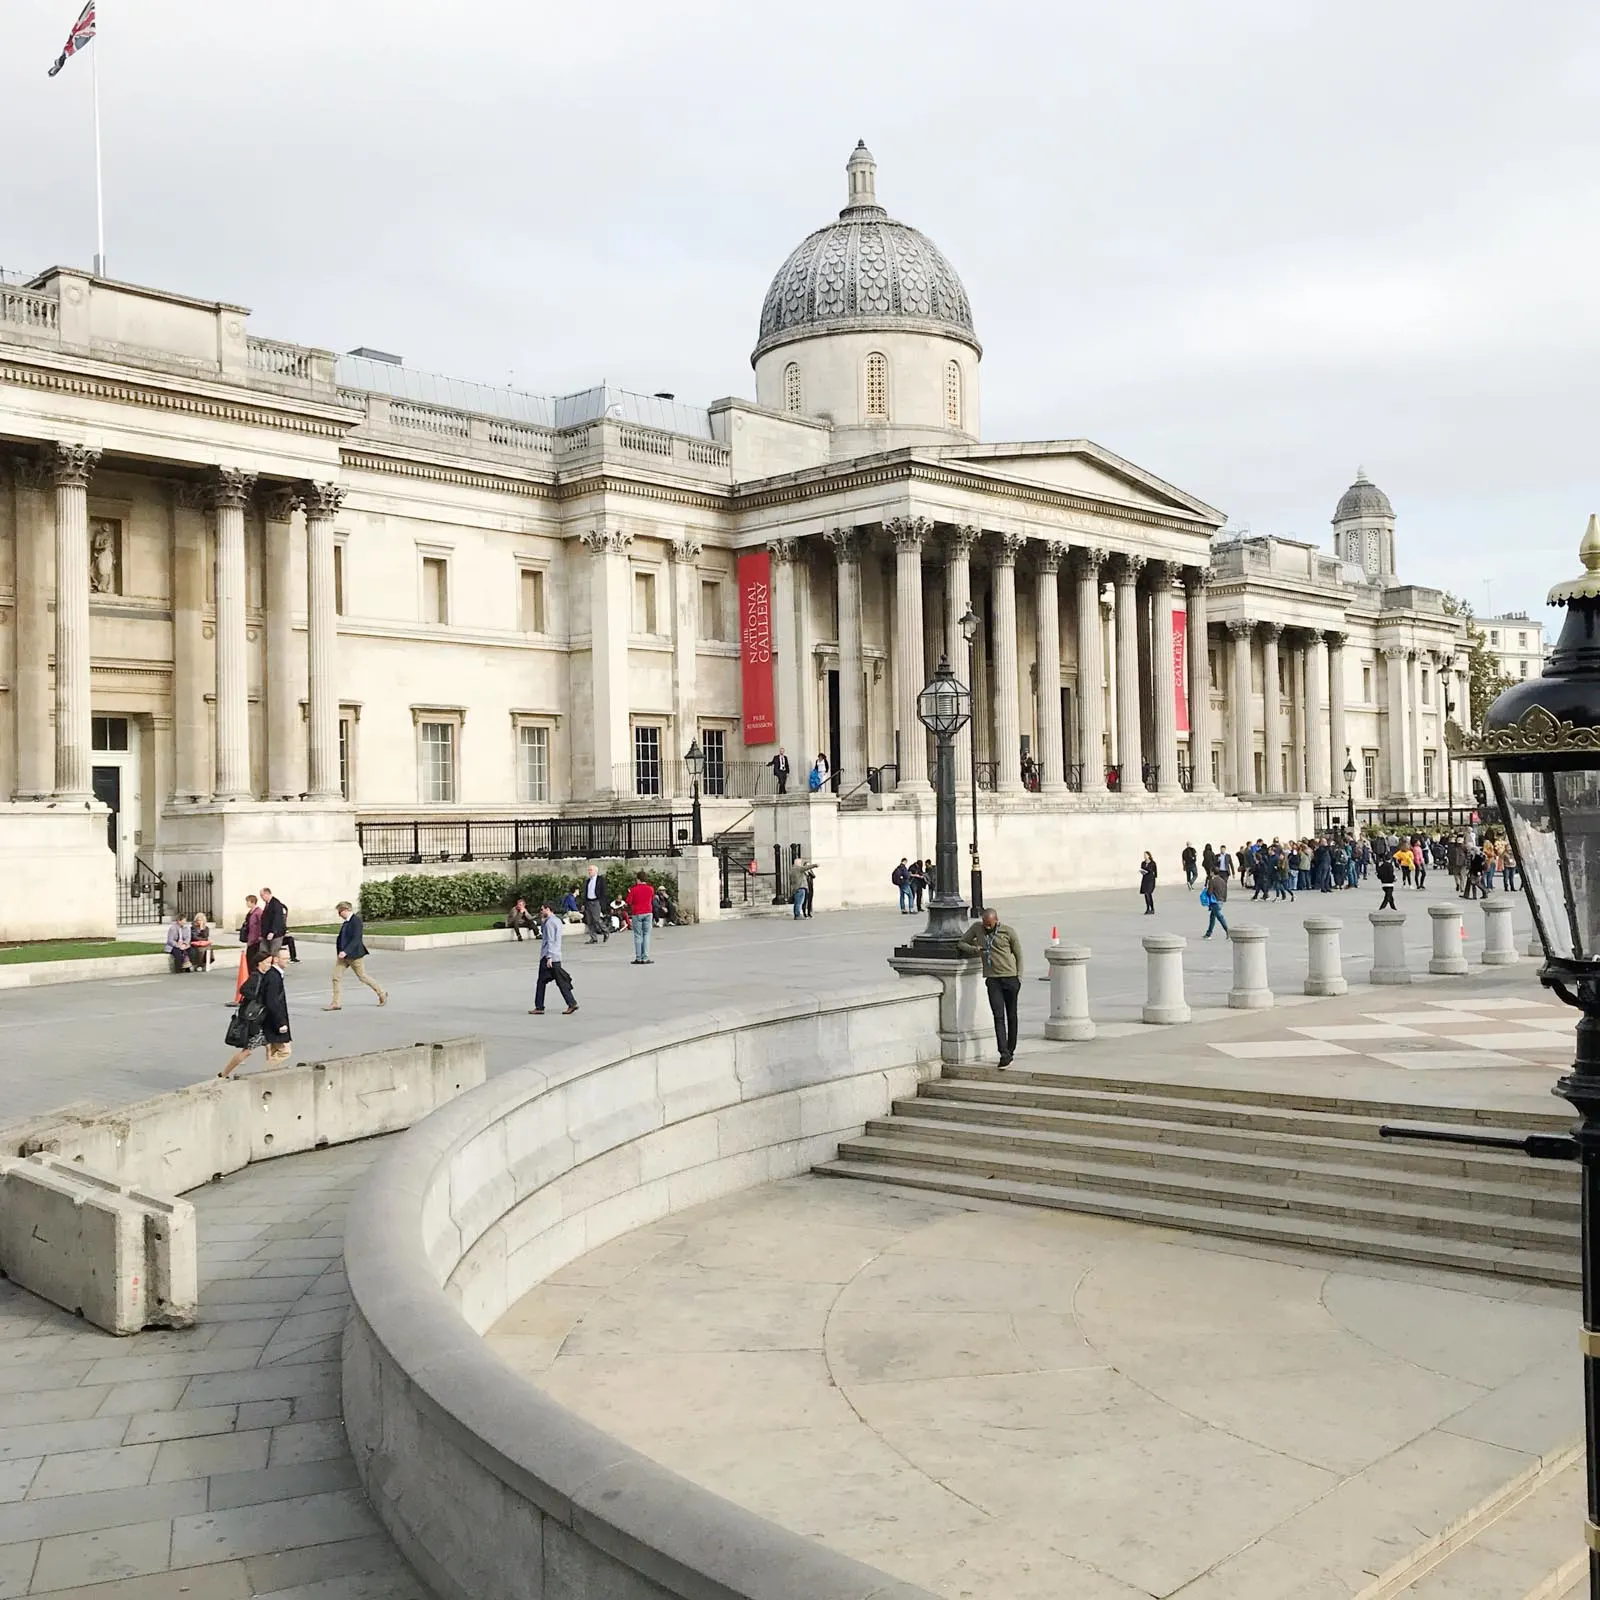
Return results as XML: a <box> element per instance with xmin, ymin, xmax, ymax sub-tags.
<box><xmin>816</xmin><ymin>1069</ymin><xmax>1581</xmax><ymax>1285</ymax></box>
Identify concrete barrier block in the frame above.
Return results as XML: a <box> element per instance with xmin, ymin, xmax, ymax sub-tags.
<box><xmin>245</xmin><ymin>1067</ymin><xmax>318</xmax><ymax>1163</ymax></box>
<box><xmin>0</xmin><ymin>1156</ymin><xmax>197</xmax><ymax>1335</ymax></box>
<box><xmin>314</xmin><ymin>1045</ymin><xmax>434</xmax><ymax>1145</ymax></box>
<box><xmin>429</xmin><ymin>1037</ymin><xmax>487</xmax><ymax>1104</ymax></box>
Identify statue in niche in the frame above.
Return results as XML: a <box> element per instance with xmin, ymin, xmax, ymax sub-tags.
<box><xmin>89</xmin><ymin>518</ymin><xmax>120</xmax><ymax>595</ymax></box>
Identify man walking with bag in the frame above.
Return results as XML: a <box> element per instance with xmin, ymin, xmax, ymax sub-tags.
<box><xmin>326</xmin><ymin>901</ymin><xmax>387</xmax><ymax>1010</ymax></box>
<box><xmin>530</xmin><ymin>904</ymin><xmax>578</xmax><ymax>1015</ymax></box>
<box><xmin>958</xmin><ymin>907</ymin><xmax>1025</xmax><ymax>1068</ymax></box>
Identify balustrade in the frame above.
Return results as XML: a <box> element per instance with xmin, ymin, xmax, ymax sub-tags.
<box><xmin>0</xmin><ymin>287</ymin><xmax>58</xmax><ymax>333</ymax></box>
<box><xmin>245</xmin><ymin>337</ymin><xmax>312</xmax><ymax>380</ymax></box>
<box><xmin>390</xmin><ymin>400</ymin><xmax>472</xmax><ymax>439</ymax></box>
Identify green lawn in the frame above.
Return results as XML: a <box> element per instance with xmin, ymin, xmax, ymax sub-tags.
<box><xmin>294</xmin><ymin>914</ymin><xmax>505</xmax><ymax>936</ymax></box>
<box><xmin>0</xmin><ymin>940</ymin><xmax>165</xmax><ymax>965</ymax></box>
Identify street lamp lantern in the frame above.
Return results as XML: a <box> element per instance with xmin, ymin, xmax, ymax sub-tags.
<box><xmin>957</xmin><ymin>604</ymin><xmax>983</xmax><ymax>915</ymax></box>
<box><xmin>901</xmin><ymin>653</ymin><xmax>972</xmax><ymax>953</ymax></box>
<box><xmin>1450</xmin><ymin>514</ymin><xmax>1600</xmax><ymax>1599</ymax></box>
<box><xmin>1343</xmin><ymin>756</ymin><xmax>1357</xmax><ymax>829</ymax></box>
<box><xmin>684</xmin><ymin>738</ymin><xmax>704</xmax><ymax>847</ymax></box>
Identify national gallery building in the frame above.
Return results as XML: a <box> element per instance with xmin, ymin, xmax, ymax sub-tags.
<box><xmin>0</xmin><ymin>143</ymin><xmax>1468</xmax><ymax>938</ymax></box>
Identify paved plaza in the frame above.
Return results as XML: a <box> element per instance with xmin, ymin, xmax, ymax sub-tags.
<box><xmin>4</xmin><ymin>883</ymin><xmax>1517</xmax><ymax>1120</ymax></box>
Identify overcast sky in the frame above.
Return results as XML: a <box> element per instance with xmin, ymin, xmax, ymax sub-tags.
<box><xmin>5</xmin><ymin>0</ymin><xmax>1595</xmax><ymax>625</ymax></box>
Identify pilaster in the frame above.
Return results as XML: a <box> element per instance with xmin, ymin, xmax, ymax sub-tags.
<box><xmin>303</xmin><ymin>482</ymin><xmax>344</xmax><ymax>800</ymax></box>
<box><xmin>582</xmin><ymin>527</ymin><xmax>633</xmax><ymax>800</ymax></box>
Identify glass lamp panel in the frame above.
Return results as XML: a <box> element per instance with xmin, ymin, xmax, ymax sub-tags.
<box><xmin>1497</xmin><ymin>766</ymin><xmax>1573</xmax><ymax>960</ymax></box>
<box><xmin>1555</xmin><ymin>765</ymin><xmax>1600</xmax><ymax>958</ymax></box>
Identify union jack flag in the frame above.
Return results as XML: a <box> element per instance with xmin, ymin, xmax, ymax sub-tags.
<box><xmin>47</xmin><ymin>1</ymin><xmax>96</xmax><ymax>77</ymax></box>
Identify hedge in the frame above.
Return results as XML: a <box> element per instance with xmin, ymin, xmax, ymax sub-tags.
<box><xmin>360</xmin><ymin>865</ymin><xmax>678</xmax><ymax>923</ymax></box>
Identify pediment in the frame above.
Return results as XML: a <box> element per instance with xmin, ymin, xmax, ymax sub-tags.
<box><xmin>939</xmin><ymin>439</ymin><xmax>1223</xmax><ymax>525</ymax></box>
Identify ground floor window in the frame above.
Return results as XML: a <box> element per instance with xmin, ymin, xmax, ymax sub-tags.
<box><xmin>338</xmin><ymin>716</ymin><xmax>352</xmax><ymax>800</ymax></box>
<box><xmin>92</xmin><ymin>716</ymin><xmax>130</xmax><ymax>752</ymax></box>
<box><xmin>421</xmin><ymin>721</ymin><xmax>456</xmax><ymax>803</ymax></box>
<box><xmin>517</xmin><ymin>724</ymin><xmax>550</xmax><ymax>804</ymax></box>
<box><xmin>700</xmin><ymin>727</ymin><xmax>727</xmax><ymax>796</ymax></box>
<box><xmin>1210</xmin><ymin>747</ymin><xmax>1222</xmax><ymax>789</ymax></box>
<box><xmin>1363</xmin><ymin>751</ymin><xmax>1377</xmax><ymax>800</ymax></box>
<box><xmin>1253</xmin><ymin>751</ymin><xmax>1265</xmax><ymax>791</ymax></box>
<box><xmin>634</xmin><ymin>724</ymin><xmax>662</xmax><ymax>796</ymax></box>
<box><xmin>1422</xmin><ymin>751</ymin><xmax>1435</xmax><ymax>796</ymax></box>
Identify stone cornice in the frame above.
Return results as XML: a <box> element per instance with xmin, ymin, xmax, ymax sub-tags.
<box><xmin>0</xmin><ymin>348</ymin><xmax>357</xmax><ymax>440</ymax></box>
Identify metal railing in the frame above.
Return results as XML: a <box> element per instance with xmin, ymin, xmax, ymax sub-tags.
<box><xmin>974</xmin><ymin>761</ymin><xmax>1000</xmax><ymax>792</ymax></box>
<box><xmin>1313</xmin><ymin>803</ymin><xmax>1495</xmax><ymax>834</ymax></box>
<box><xmin>1141</xmin><ymin>762</ymin><xmax>1160</xmax><ymax>792</ymax></box>
<box><xmin>116</xmin><ymin>862</ymin><xmax>213</xmax><ymax>926</ymax></box>
<box><xmin>612</xmin><ymin>761</ymin><xmax>789</xmax><ymax>801</ymax></box>
<box><xmin>356</xmin><ymin>814</ymin><xmax>693</xmax><ymax>866</ymax></box>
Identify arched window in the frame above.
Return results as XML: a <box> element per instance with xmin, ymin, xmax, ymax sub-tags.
<box><xmin>783</xmin><ymin>361</ymin><xmax>802</xmax><ymax>414</ymax></box>
<box><xmin>865</xmin><ymin>351</ymin><xmax>888</xmax><ymax>420</ymax></box>
<box><xmin>944</xmin><ymin>360</ymin><xmax>962</xmax><ymax>429</ymax></box>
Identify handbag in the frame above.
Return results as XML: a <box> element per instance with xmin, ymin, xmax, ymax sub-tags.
<box><xmin>1199</xmin><ymin>888</ymin><xmax>1214</xmax><ymax>908</ymax></box>
<box><xmin>224</xmin><ymin>1011</ymin><xmax>250</xmax><ymax>1049</ymax></box>
<box><xmin>808</xmin><ymin>767</ymin><xmax>823</xmax><ymax>792</ymax></box>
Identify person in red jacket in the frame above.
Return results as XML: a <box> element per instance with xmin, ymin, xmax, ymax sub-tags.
<box><xmin>625</xmin><ymin>871</ymin><xmax>657</xmax><ymax>965</ymax></box>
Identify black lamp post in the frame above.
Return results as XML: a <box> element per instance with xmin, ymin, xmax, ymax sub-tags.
<box><xmin>899</xmin><ymin>652</ymin><xmax>972</xmax><ymax>955</ymax></box>
<box><xmin>684</xmin><ymin>738</ymin><xmax>704</xmax><ymax>847</ymax></box>
<box><xmin>1343</xmin><ymin>756</ymin><xmax>1357</xmax><ymax>830</ymax></box>
<box><xmin>1451</xmin><ymin>516</ymin><xmax>1600</xmax><ymax>1599</ymax></box>
<box><xmin>1445</xmin><ymin>696</ymin><xmax>1457</xmax><ymax>817</ymax></box>
<box><xmin>959</xmin><ymin>604</ymin><xmax>983</xmax><ymax>916</ymax></box>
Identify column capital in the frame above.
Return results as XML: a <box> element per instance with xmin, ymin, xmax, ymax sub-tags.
<box><xmin>261</xmin><ymin>486</ymin><xmax>299</xmax><ymax>523</ymax></box>
<box><xmin>1074</xmin><ymin>545</ymin><xmax>1106</xmax><ymax>579</ymax></box>
<box><xmin>824</xmin><ymin>526</ymin><xmax>861</xmax><ymax>562</ymax></box>
<box><xmin>210</xmin><ymin>467</ymin><xmax>257</xmax><ymax>510</ymax></box>
<box><xmin>768</xmin><ymin>537</ymin><xmax>802</xmax><ymax>564</ymax></box>
<box><xmin>1260</xmin><ymin>620</ymin><xmax>1283</xmax><ymax>641</ymax></box>
<box><xmin>1183</xmin><ymin>564</ymin><xmax>1213</xmax><ymax>595</ymax></box>
<box><xmin>1113</xmin><ymin>551</ymin><xmax>1146</xmax><ymax>584</ymax></box>
<box><xmin>51</xmin><ymin>443</ymin><xmax>100</xmax><ymax>489</ymax></box>
<box><xmin>1225</xmin><ymin>618</ymin><xmax>1254</xmax><ymax>640</ymax></box>
<box><xmin>9</xmin><ymin>453</ymin><xmax>53</xmax><ymax>493</ymax></box>
<box><xmin>1379</xmin><ymin>642</ymin><xmax>1408</xmax><ymax>661</ymax></box>
<box><xmin>299</xmin><ymin>481</ymin><xmax>346</xmax><ymax>520</ymax></box>
<box><xmin>1145</xmin><ymin>558</ymin><xmax>1177</xmax><ymax>591</ymax></box>
<box><xmin>581</xmin><ymin>527</ymin><xmax>633</xmax><ymax>556</ymax></box>
<box><xmin>165</xmin><ymin>478</ymin><xmax>210</xmax><ymax>510</ymax></box>
<box><xmin>992</xmin><ymin>531</ymin><xmax>1028</xmax><ymax>568</ymax></box>
<box><xmin>949</xmin><ymin>523</ymin><xmax>980</xmax><ymax>558</ymax></box>
<box><xmin>667</xmin><ymin>536</ymin><xmax>703</xmax><ymax>564</ymax></box>
<box><xmin>1324</xmin><ymin>629</ymin><xmax>1349</xmax><ymax>650</ymax></box>
<box><xmin>887</xmin><ymin>515</ymin><xmax>930</xmax><ymax>553</ymax></box>
<box><xmin>1034</xmin><ymin>539</ymin><xmax>1065</xmax><ymax>575</ymax></box>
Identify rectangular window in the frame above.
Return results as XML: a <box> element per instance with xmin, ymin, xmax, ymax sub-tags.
<box><xmin>333</xmin><ymin>543</ymin><xmax>346</xmax><ymax>617</ymax></box>
<box><xmin>1280</xmin><ymin>752</ymin><xmax>1289</xmax><ymax>791</ymax></box>
<box><xmin>1363</xmin><ymin>751</ymin><xmax>1377</xmax><ymax>800</ymax></box>
<box><xmin>519</xmin><ymin>568</ymin><xmax>546</xmax><ymax>634</ymax></box>
<box><xmin>422</xmin><ymin>557</ymin><xmax>449</xmax><ymax>625</ymax></box>
<box><xmin>633</xmin><ymin>571</ymin><xmax>658</xmax><ymax>635</ymax></box>
<box><xmin>1210</xmin><ymin>747</ymin><xmax>1221</xmax><ymax>788</ymax></box>
<box><xmin>1362</xmin><ymin>665</ymin><xmax>1373</xmax><ymax>702</ymax></box>
<box><xmin>1532</xmin><ymin>770</ymin><xmax>1545</xmax><ymax>801</ymax></box>
<box><xmin>1421</xmin><ymin>669</ymin><xmax>1431</xmax><ymax>705</ymax></box>
<box><xmin>633</xmin><ymin>725</ymin><xmax>662</xmax><ymax>795</ymax></box>
<box><xmin>1422</xmin><ymin>752</ymin><xmax>1435</xmax><ymax>795</ymax></box>
<box><xmin>91</xmin><ymin>716</ymin><xmax>130</xmax><ymax>752</ymax></box>
<box><xmin>1489</xmin><ymin>630</ymin><xmax>1500</xmax><ymax>646</ymax></box>
<box><xmin>517</xmin><ymin>725</ymin><xmax>549</xmax><ymax>804</ymax></box>
<box><xmin>1253</xmin><ymin>751</ymin><xmax>1265</xmax><ymax>790</ymax></box>
<box><xmin>1519</xmin><ymin>631</ymin><xmax>1528</xmax><ymax>647</ymax></box>
<box><xmin>1520</xmin><ymin>659</ymin><xmax>1529</xmax><ymax>678</ymax></box>
<box><xmin>700</xmin><ymin>579</ymin><xmax>724</xmax><ymax>641</ymax></box>
<box><xmin>701</xmin><ymin>727</ymin><xmax>727</xmax><ymax>796</ymax></box>
<box><xmin>338</xmin><ymin>715</ymin><xmax>353</xmax><ymax>800</ymax></box>
<box><xmin>420</xmin><ymin>721</ymin><xmax>455</xmax><ymax>803</ymax></box>
<box><xmin>1207</xmin><ymin>649</ymin><xmax>1219</xmax><ymax>692</ymax></box>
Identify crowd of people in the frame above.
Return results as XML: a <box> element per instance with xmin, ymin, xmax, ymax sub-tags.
<box><xmin>1160</xmin><ymin>828</ymin><xmax>1515</xmax><ymax>937</ymax></box>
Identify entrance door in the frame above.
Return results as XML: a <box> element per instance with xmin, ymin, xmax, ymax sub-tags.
<box><xmin>92</xmin><ymin>766</ymin><xmax>120</xmax><ymax>856</ymax></box>
<box><xmin>827</xmin><ymin>670</ymin><xmax>841</xmax><ymax>792</ymax></box>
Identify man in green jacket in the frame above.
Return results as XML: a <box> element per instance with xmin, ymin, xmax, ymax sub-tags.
<box><xmin>958</xmin><ymin>908</ymin><xmax>1025</xmax><ymax>1067</ymax></box>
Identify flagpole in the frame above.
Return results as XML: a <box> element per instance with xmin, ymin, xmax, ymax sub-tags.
<box><xmin>90</xmin><ymin>27</ymin><xmax>105</xmax><ymax>276</ymax></box>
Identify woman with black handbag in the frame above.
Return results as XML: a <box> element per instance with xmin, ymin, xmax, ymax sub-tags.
<box><xmin>220</xmin><ymin>950</ymin><xmax>287</xmax><ymax>1077</ymax></box>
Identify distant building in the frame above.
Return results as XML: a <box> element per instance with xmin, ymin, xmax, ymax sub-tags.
<box><xmin>1476</xmin><ymin>612</ymin><xmax>1547</xmax><ymax>685</ymax></box>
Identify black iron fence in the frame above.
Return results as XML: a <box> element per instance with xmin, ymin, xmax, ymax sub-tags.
<box><xmin>610</xmin><ymin>761</ymin><xmax>789</xmax><ymax>800</ymax></box>
<box><xmin>356</xmin><ymin>813</ymin><xmax>694</xmax><ymax>867</ymax></box>
<box><xmin>116</xmin><ymin>860</ymin><xmax>214</xmax><ymax>926</ymax></box>
<box><xmin>1313</xmin><ymin>803</ymin><xmax>1496</xmax><ymax>834</ymax></box>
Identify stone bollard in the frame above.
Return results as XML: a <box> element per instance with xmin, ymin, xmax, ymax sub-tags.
<box><xmin>1481</xmin><ymin>898</ymin><xmax>1519</xmax><ymax>966</ymax></box>
<box><xmin>1304</xmin><ymin>917</ymin><xmax>1348</xmax><ymax>996</ymax></box>
<box><xmin>1142</xmin><ymin>933</ymin><xmax>1190</xmax><ymax>1025</ymax></box>
<box><xmin>1428</xmin><ymin>905</ymin><xmax>1470</xmax><ymax>975</ymax></box>
<box><xmin>1527</xmin><ymin>925</ymin><xmax>1545</xmax><ymax>960</ymax></box>
<box><xmin>1228</xmin><ymin>925</ymin><xmax>1273</xmax><ymax>1009</ymax></box>
<box><xmin>1045</xmin><ymin>946</ymin><xmax>1095</xmax><ymax>1041</ymax></box>
<box><xmin>1369</xmin><ymin>910</ymin><xmax>1411</xmax><ymax>985</ymax></box>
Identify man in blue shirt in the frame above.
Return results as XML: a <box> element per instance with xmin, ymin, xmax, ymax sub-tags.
<box><xmin>530</xmin><ymin>904</ymin><xmax>578</xmax><ymax>1016</ymax></box>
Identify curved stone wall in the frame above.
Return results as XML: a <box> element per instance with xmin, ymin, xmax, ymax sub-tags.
<box><xmin>343</xmin><ymin>979</ymin><xmax>944</xmax><ymax>1600</ymax></box>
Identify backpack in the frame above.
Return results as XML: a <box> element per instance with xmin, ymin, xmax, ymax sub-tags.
<box><xmin>808</xmin><ymin>767</ymin><xmax>823</xmax><ymax>792</ymax></box>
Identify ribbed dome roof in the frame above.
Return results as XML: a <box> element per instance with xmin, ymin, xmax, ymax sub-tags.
<box><xmin>754</xmin><ymin>142</ymin><xmax>978</xmax><ymax>361</ymax></box>
<box><xmin>1334</xmin><ymin>468</ymin><xmax>1394</xmax><ymax>522</ymax></box>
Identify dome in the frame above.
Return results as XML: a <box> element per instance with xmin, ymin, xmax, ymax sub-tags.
<box><xmin>1334</xmin><ymin>467</ymin><xmax>1394</xmax><ymax>522</ymax></box>
<box><xmin>754</xmin><ymin>142</ymin><xmax>979</xmax><ymax>362</ymax></box>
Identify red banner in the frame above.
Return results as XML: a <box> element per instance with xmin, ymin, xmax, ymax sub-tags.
<box><xmin>737</xmin><ymin>550</ymin><xmax>776</xmax><ymax>745</ymax></box>
<box><xmin>1173</xmin><ymin>605</ymin><xmax>1190</xmax><ymax>736</ymax></box>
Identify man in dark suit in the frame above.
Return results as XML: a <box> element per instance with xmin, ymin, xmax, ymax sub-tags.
<box><xmin>326</xmin><ymin>900</ymin><xmax>387</xmax><ymax>1009</ymax></box>
<box><xmin>768</xmin><ymin>747</ymin><xmax>791</xmax><ymax>795</ymax></box>
<box><xmin>259</xmin><ymin>887</ymin><xmax>288</xmax><ymax>955</ymax></box>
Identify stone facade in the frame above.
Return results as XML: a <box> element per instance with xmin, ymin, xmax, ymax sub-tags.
<box><xmin>0</xmin><ymin>146</ymin><xmax>1468</xmax><ymax>936</ymax></box>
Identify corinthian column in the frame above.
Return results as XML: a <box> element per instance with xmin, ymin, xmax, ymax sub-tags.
<box><xmin>888</xmin><ymin>517</ymin><xmax>931</xmax><ymax>792</ymax></box>
<box><xmin>302</xmin><ymin>483</ymin><xmax>344</xmax><ymax>799</ymax></box>
<box><xmin>211</xmin><ymin>468</ymin><xmax>256</xmax><ymax>800</ymax></box>
<box><xmin>1114</xmin><ymin>555</ymin><xmax>1145</xmax><ymax>788</ymax></box>
<box><xmin>1305</xmin><ymin>630</ymin><xmax>1330</xmax><ymax>796</ymax></box>
<box><xmin>262</xmin><ymin>488</ymin><xmax>300</xmax><ymax>799</ymax></box>
<box><xmin>1149</xmin><ymin>561</ymin><xmax>1180</xmax><ymax>794</ymax></box>
<box><xmin>1260</xmin><ymin>622</ymin><xmax>1284</xmax><ymax>794</ymax></box>
<box><xmin>946</xmin><ymin>526</ymin><xmax>977</xmax><ymax>790</ymax></box>
<box><xmin>1227</xmin><ymin>619</ymin><xmax>1255</xmax><ymax>794</ymax></box>
<box><xmin>1034</xmin><ymin>542</ymin><xmax>1066</xmax><ymax>791</ymax></box>
<box><xmin>1075</xmin><ymin>549</ymin><xmax>1106</xmax><ymax>789</ymax></box>
<box><xmin>1326</xmin><ymin>631</ymin><xmax>1348</xmax><ymax>794</ymax></box>
<box><xmin>1184</xmin><ymin>567</ymin><xmax>1213</xmax><ymax>792</ymax></box>
<box><xmin>581</xmin><ymin>527</ymin><xmax>633</xmax><ymax>799</ymax></box>
<box><xmin>1409</xmin><ymin>649</ymin><xmax>1427</xmax><ymax>795</ymax></box>
<box><xmin>1383</xmin><ymin>644</ymin><xmax>1409</xmax><ymax>796</ymax></box>
<box><xmin>12</xmin><ymin>456</ymin><xmax>55</xmax><ymax>799</ymax></box>
<box><xmin>991</xmin><ymin>534</ymin><xmax>1026</xmax><ymax>792</ymax></box>
<box><xmin>52</xmin><ymin>443</ymin><xmax>101</xmax><ymax>799</ymax></box>
<box><xmin>824</xmin><ymin>527</ymin><xmax>865</xmax><ymax>787</ymax></box>
<box><xmin>769</xmin><ymin>539</ymin><xmax>802</xmax><ymax>762</ymax></box>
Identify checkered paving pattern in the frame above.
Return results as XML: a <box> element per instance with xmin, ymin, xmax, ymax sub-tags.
<box><xmin>1211</xmin><ymin>994</ymin><xmax>1578</xmax><ymax>1070</ymax></box>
